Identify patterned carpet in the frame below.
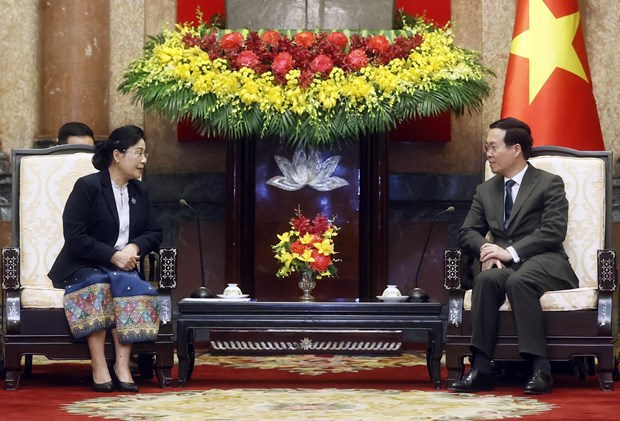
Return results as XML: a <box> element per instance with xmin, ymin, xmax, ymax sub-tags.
<box><xmin>63</xmin><ymin>387</ymin><xmax>553</xmax><ymax>420</ymax></box>
<box><xmin>56</xmin><ymin>353</ymin><xmax>555</xmax><ymax>420</ymax></box>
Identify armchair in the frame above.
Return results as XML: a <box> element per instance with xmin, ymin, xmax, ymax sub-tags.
<box><xmin>444</xmin><ymin>146</ymin><xmax>618</xmax><ymax>391</ymax></box>
<box><xmin>1</xmin><ymin>145</ymin><xmax>177</xmax><ymax>390</ymax></box>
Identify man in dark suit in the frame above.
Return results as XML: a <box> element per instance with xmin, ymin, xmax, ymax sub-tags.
<box><xmin>448</xmin><ymin>117</ymin><xmax>579</xmax><ymax>394</ymax></box>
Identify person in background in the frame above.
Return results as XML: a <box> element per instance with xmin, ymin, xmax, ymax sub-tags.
<box><xmin>57</xmin><ymin>121</ymin><xmax>95</xmax><ymax>145</ymax></box>
<box><xmin>449</xmin><ymin>117</ymin><xmax>578</xmax><ymax>395</ymax></box>
<box><xmin>48</xmin><ymin>125</ymin><xmax>162</xmax><ymax>392</ymax></box>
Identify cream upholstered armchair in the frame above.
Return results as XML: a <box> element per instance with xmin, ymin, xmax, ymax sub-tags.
<box><xmin>444</xmin><ymin>146</ymin><xmax>618</xmax><ymax>391</ymax></box>
<box><xmin>1</xmin><ymin>145</ymin><xmax>177</xmax><ymax>390</ymax></box>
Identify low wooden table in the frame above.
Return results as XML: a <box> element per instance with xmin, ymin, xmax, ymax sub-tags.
<box><xmin>176</xmin><ymin>300</ymin><xmax>444</xmax><ymax>388</ymax></box>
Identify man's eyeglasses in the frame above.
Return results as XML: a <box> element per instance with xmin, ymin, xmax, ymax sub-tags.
<box><xmin>482</xmin><ymin>144</ymin><xmax>510</xmax><ymax>154</ymax></box>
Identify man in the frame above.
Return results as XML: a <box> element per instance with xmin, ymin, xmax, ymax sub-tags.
<box><xmin>449</xmin><ymin>117</ymin><xmax>578</xmax><ymax>394</ymax></box>
<box><xmin>57</xmin><ymin>122</ymin><xmax>95</xmax><ymax>145</ymax></box>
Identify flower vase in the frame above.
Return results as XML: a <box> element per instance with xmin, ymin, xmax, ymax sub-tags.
<box><xmin>298</xmin><ymin>273</ymin><xmax>316</xmax><ymax>302</ymax></box>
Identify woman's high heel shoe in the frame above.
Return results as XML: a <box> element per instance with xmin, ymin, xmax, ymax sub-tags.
<box><xmin>93</xmin><ymin>381</ymin><xmax>114</xmax><ymax>393</ymax></box>
<box><xmin>116</xmin><ymin>380</ymin><xmax>139</xmax><ymax>392</ymax></box>
<box><xmin>112</xmin><ymin>367</ymin><xmax>139</xmax><ymax>392</ymax></box>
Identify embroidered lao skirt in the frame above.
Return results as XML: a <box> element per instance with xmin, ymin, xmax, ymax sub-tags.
<box><xmin>63</xmin><ymin>267</ymin><xmax>159</xmax><ymax>343</ymax></box>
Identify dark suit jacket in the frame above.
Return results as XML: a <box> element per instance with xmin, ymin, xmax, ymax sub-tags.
<box><xmin>458</xmin><ymin>163</ymin><xmax>578</xmax><ymax>287</ymax></box>
<box><xmin>48</xmin><ymin>168</ymin><xmax>163</xmax><ymax>288</ymax></box>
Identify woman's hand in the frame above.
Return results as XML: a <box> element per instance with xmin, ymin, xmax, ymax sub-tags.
<box><xmin>111</xmin><ymin>244</ymin><xmax>140</xmax><ymax>271</ymax></box>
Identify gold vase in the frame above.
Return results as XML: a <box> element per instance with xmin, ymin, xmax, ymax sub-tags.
<box><xmin>298</xmin><ymin>272</ymin><xmax>316</xmax><ymax>302</ymax></box>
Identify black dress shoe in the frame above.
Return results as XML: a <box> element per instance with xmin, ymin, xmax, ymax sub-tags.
<box><xmin>448</xmin><ymin>369</ymin><xmax>495</xmax><ymax>393</ymax></box>
<box><xmin>92</xmin><ymin>381</ymin><xmax>114</xmax><ymax>393</ymax></box>
<box><xmin>116</xmin><ymin>381</ymin><xmax>139</xmax><ymax>392</ymax></box>
<box><xmin>524</xmin><ymin>369</ymin><xmax>553</xmax><ymax>394</ymax></box>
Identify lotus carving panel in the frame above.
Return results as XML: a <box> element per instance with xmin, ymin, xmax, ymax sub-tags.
<box><xmin>267</xmin><ymin>147</ymin><xmax>349</xmax><ymax>192</ymax></box>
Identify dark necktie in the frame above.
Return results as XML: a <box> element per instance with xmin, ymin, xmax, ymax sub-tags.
<box><xmin>504</xmin><ymin>179</ymin><xmax>516</xmax><ymax>229</ymax></box>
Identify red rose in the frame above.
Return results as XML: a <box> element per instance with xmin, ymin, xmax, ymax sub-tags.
<box><xmin>294</xmin><ymin>31</ymin><xmax>316</xmax><ymax>48</ymax></box>
<box><xmin>261</xmin><ymin>30</ymin><xmax>281</xmax><ymax>47</ymax></box>
<box><xmin>327</xmin><ymin>32</ymin><xmax>348</xmax><ymax>49</ymax></box>
<box><xmin>345</xmin><ymin>49</ymin><xmax>369</xmax><ymax>71</ymax></box>
<box><xmin>310</xmin><ymin>250</ymin><xmax>332</xmax><ymax>272</ymax></box>
<box><xmin>235</xmin><ymin>50</ymin><xmax>259</xmax><ymax>68</ymax></box>
<box><xmin>368</xmin><ymin>35</ymin><xmax>390</xmax><ymax>52</ymax></box>
<box><xmin>310</xmin><ymin>54</ymin><xmax>334</xmax><ymax>74</ymax></box>
<box><xmin>220</xmin><ymin>32</ymin><xmax>244</xmax><ymax>50</ymax></box>
<box><xmin>272</xmin><ymin>52</ymin><xmax>294</xmax><ymax>76</ymax></box>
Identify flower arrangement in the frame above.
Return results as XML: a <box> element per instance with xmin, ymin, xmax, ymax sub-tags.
<box><xmin>272</xmin><ymin>207</ymin><xmax>339</xmax><ymax>279</ymax></box>
<box><xmin>118</xmin><ymin>12</ymin><xmax>492</xmax><ymax>148</ymax></box>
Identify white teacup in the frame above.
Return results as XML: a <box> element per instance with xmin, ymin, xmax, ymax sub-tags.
<box><xmin>382</xmin><ymin>285</ymin><xmax>402</xmax><ymax>297</ymax></box>
<box><xmin>222</xmin><ymin>283</ymin><xmax>243</xmax><ymax>296</ymax></box>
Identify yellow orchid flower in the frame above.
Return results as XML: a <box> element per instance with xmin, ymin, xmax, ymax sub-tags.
<box><xmin>275</xmin><ymin>231</ymin><xmax>292</xmax><ymax>247</ymax></box>
<box><xmin>314</xmin><ymin>239</ymin><xmax>334</xmax><ymax>256</ymax></box>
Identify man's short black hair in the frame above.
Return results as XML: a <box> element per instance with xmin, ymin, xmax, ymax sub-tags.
<box><xmin>57</xmin><ymin>122</ymin><xmax>94</xmax><ymax>144</ymax></box>
<box><xmin>489</xmin><ymin>117</ymin><xmax>533</xmax><ymax>159</ymax></box>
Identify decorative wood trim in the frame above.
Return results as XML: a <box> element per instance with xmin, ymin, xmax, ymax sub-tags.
<box><xmin>1</xmin><ymin>247</ymin><xmax>20</xmax><ymax>290</ymax></box>
<box><xmin>597</xmin><ymin>249</ymin><xmax>617</xmax><ymax>292</ymax></box>
<box><xmin>158</xmin><ymin>248</ymin><xmax>177</xmax><ymax>289</ymax></box>
<box><xmin>208</xmin><ymin>329</ymin><xmax>403</xmax><ymax>355</ymax></box>
<box><xmin>443</xmin><ymin>249</ymin><xmax>462</xmax><ymax>290</ymax></box>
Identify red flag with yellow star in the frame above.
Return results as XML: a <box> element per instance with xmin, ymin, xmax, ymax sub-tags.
<box><xmin>501</xmin><ymin>0</ymin><xmax>604</xmax><ymax>150</ymax></box>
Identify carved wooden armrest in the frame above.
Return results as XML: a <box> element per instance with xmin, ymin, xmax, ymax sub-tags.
<box><xmin>154</xmin><ymin>248</ymin><xmax>176</xmax><ymax>326</ymax></box>
<box><xmin>443</xmin><ymin>249</ymin><xmax>474</xmax><ymax>291</ymax></box>
<box><xmin>444</xmin><ymin>249</ymin><xmax>466</xmax><ymax>327</ymax></box>
<box><xmin>597</xmin><ymin>249</ymin><xmax>617</xmax><ymax>292</ymax></box>
<box><xmin>2</xmin><ymin>248</ymin><xmax>22</xmax><ymax>334</ymax></box>
<box><xmin>2</xmin><ymin>247</ymin><xmax>20</xmax><ymax>290</ymax></box>
<box><xmin>596</xmin><ymin>249</ymin><xmax>616</xmax><ymax>334</ymax></box>
<box><xmin>157</xmin><ymin>248</ymin><xmax>177</xmax><ymax>290</ymax></box>
<box><xmin>140</xmin><ymin>248</ymin><xmax>177</xmax><ymax>290</ymax></box>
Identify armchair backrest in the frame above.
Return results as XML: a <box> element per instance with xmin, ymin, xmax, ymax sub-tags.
<box><xmin>484</xmin><ymin>146</ymin><xmax>612</xmax><ymax>289</ymax></box>
<box><xmin>12</xmin><ymin>146</ymin><xmax>97</xmax><ymax>290</ymax></box>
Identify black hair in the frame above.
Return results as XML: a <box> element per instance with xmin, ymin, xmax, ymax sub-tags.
<box><xmin>92</xmin><ymin>125</ymin><xmax>146</xmax><ymax>170</ymax></box>
<box><xmin>489</xmin><ymin>117</ymin><xmax>533</xmax><ymax>159</ymax></box>
<box><xmin>57</xmin><ymin>122</ymin><xmax>94</xmax><ymax>144</ymax></box>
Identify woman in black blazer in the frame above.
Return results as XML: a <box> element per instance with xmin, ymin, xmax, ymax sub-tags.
<box><xmin>48</xmin><ymin>125</ymin><xmax>163</xmax><ymax>393</ymax></box>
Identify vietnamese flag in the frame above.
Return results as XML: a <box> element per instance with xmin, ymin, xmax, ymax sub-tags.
<box><xmin>501</xmin><ymin>0</ymin><xmax>604</xmax><ymax>150</ymax></box>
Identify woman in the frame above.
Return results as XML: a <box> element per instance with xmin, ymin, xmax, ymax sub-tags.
<box><xmin>48</xmin><ymin>125</ymin><xmax>163</xmax><ymax>392</ymax></box>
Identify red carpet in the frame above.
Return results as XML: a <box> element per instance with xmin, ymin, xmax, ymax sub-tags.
<box><xmin>0</xmin><ymin>354</ymin><xmax>616</xmax><ymax>420</ymax></box>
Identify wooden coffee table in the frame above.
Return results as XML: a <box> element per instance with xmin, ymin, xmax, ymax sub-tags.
<box><xmin>176</xmin><ymin>300</ymin><xmax>444</xmax><ymax>388</ymax></box>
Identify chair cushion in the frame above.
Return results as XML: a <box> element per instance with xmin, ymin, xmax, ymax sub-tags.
<box><xmin>476</xmin><ymin>155</ymin><xmax>606</xmax><ymax>312</ymax></box>
<box><xmin>20</xmin><ymin>285</ymin><xmax>65</xmax><ymax>308</ymax></box>
<box><xmin>463</xmin><ymin>287</ymin><xmax>598</xmax><ymax>312</ymax></box>
<box><xmin>19</xmin><ymin>152</ymin><xmax>97</xmax><ymax>308</ymax></box>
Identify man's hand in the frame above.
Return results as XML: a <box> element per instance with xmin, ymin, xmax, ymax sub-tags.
<box><xmin>479</xmin><ymin>243</ymin><xmax>512</xmax><ymax>271</ymax></box>
<box><xmin>481</xmin><ymin>258</ymin><xmax>505</xmax><ymax>270</ymax></box>
<box><xmin>111</xmin><ymin>243</ymin><xmax>140</xmax><ymax>271</ymax></box>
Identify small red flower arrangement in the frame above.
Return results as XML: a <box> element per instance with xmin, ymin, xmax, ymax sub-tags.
<box><xmin>272</xmin><ymin>207</ymin><xmax>339</xmax><ymax>279</ymax></box>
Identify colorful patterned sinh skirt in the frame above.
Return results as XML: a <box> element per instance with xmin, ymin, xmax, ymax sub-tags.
<box><xmin>63</xmin><ymin>267</ymin><xmax>159</xmax><ymax>343</ymax></box>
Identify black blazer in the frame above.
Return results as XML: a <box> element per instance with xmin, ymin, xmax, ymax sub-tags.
<box><xmin>48</xmin><ymin>168</ymin><xmax>163</xmax><ymax>288</ymax></box>
<box><xmin>458</xmin><ymin>163</ymin><xmax>578</xmax><ymax>287</ymax></box>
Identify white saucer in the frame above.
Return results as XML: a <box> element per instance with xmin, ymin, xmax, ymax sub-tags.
<box><xmin>213</xmin><ymin>297</ymin><xmax>252</xmax><ymax>302</ymax></box>
<box><xmin>376</xmin><ymin>295</ymin><xmax>408</xmax><ymax>302</ymax></box>
<box><xmin>216</xmin><ymin>294</ymin><xmax>250</xmax><ymax>299</ymax></box>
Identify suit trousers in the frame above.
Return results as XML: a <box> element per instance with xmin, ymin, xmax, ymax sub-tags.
<box><xmin>470</xmin><ymin>259</ymin><xmax>575</xmax><ymax>359</ymax></box>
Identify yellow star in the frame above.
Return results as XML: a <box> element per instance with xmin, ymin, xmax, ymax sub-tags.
<box><xmin>510</xmin><ymin>0</ymin><xmax>588</xmax><ymax>104</ymax></box>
